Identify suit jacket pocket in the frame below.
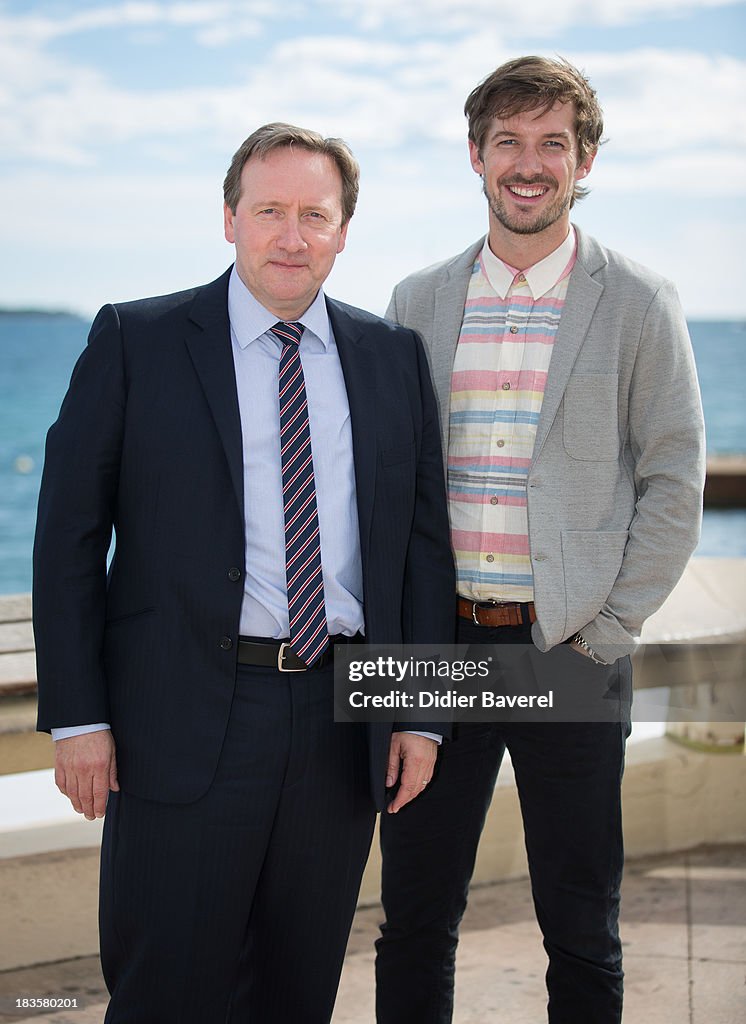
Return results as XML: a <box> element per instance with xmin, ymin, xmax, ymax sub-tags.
<box><xmin>105</xmin><ymin>607</ymin><xmax>155</xmax><ymax>629</ymax></box>
<box><xmin>563</xmin><ymin>374</ymin><xmax>620</xmax><ymax>461</ymax></box>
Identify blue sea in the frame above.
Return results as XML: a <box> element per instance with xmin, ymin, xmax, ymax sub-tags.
<box><xmin>1</xmin><ymin>313</ymin><xmax>744</xmax><ymax>594</ymax></box>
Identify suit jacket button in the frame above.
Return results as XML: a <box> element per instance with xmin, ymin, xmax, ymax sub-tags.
<box><xmin>228</xmin><ymin>567</ymin><xmax>241</xmax><ymax>581</ymax></box>
<box><xmin>219</xmin><ymin>636</ymin><xmax>233</xmax><ymax>650</ymax></box>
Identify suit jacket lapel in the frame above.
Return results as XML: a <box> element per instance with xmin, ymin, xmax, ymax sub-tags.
<box><xmin>531</xmin><ymin>228</ymin><xmax>607</xmax><ymax>463</ymax></box>
<box><xmin>326</xmin><ymin>298</ymin><xmax>378</xmax><ymax>571</ymax></box>
<box><xmin>184</xmin><ymin>267</ymin><xmax>245</xmax><ymax>518</ymax></box>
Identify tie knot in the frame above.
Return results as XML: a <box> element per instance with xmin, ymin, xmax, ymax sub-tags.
<box><xmin>271</xmin><ymin>321</ymin><xmax>304</xmax><ymax>346</ymax></box>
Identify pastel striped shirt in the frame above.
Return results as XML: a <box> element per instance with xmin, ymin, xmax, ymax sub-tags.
<box><xmin>448</xmin><ymin>229</ymin><xmax>577</xmax><ymax>602</ymax></box>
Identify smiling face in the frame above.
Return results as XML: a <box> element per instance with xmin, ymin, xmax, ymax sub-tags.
<box><xmin>223</xmin><ymin>146</ymin><xmax>348</xmax><ymax>321</ymax></box>
<box><xmin>469</xmin><ymin>101</ymin><xmax>595</xmax><ymax>259</ymax></box>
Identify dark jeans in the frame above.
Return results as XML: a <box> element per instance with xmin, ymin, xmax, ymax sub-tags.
<box><xmin>376</xmin><ymin>617</ymin><xmax>632</xmax><ymax>1024</ymax></box>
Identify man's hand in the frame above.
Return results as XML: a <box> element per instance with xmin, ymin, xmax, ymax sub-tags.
<box><xmin>385</xmin><ymin>732</ymin><xmax>438</xmax><ymax>814</ymax></box>
<box><xmin>54</xmin><ymin>730</ymin><xmax>119</xmax><ymax>820</ymax></box>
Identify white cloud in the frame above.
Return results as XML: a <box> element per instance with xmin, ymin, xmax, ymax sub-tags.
<box><xmin>1</xmin><ymin>10</ymin><xmax>744</xmax><ymax>179</ymax></box>
<box><xmin>324</xmin><ymin>0</ymin><xmax>744</xmax><ymax>36</ymax></box>
<box><xmin>583</xmin><ymin>49</ymin><xmax>746</xmax><ymax>150</ymax></box>
<box><xmin>0</xmin><ymin>2</ymin><xmax>278</xmax><ymax>42</ymax></box>
<box><xmin>592</xmin><ymin>152</ymin><xmax>746</xmax><ymax>194</ymax></box>
<box><xmin>1</xmin><ymin>2</ymin><xmax>744</xmax><ymax>315</ymax></box>
<box><xmin>2</xmin><ymin>0</ymin><xmax>742</xmax><ymax>48</ymax></box>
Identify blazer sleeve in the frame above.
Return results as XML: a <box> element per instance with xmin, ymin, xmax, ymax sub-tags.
<box><xmin>578</xmin><ymin>281</ymin><xmax>706</xmax><ymax>662</ymax></box>
<box><xmin>34</xmin><ymin>304</ymin><xmax>126</xmax><ymax>730</ymax></box>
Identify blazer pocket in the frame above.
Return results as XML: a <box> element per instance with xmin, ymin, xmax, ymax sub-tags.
<box><xmin>380</xmin><ymin>441</ymin><xmax>415</xmax><ymax>467</ymax></box>
<box><xmin>563</xmin><ymin>373</ymin><xmax>620</xmax><ymax>461</ymax></box>
<box><xmin>561</xmin><ymin>529</ymin><xmax>629</xmax><ymax>626</ymax></box>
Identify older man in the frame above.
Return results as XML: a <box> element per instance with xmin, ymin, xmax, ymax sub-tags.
<box><xmin>34</xmin><ymin>123</ymin><xmax>454</xmax><ymax>1023</ymax></box>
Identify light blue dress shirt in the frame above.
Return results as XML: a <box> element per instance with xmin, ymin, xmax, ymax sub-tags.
<box><xmin>228</xmin><ymin>267</ymin><xmax>364</xmax><ymax>640</ymax></box>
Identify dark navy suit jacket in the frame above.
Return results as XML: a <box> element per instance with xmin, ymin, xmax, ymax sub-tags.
<box><xmin>34</xmin><ymin>268</ymin><xmax>455</xmax><ymax>810</ymax></box>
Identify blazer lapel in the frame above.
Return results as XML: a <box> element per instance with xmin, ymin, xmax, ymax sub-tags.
<box><xmin>184</xmin><ymin>268</ymin><xmax>245</xmax><ymax>518</ymax></box>
<box><xmin>326</xmin><ymin>298</ymin><xmax>378</xmax><ymax>570</ymax></box>
<box><xmin>431</xmin><ymin>240</ymin><xmax>483</xmax><ymax>452</ymax></box>
<box><xmin>531</xmin><ymin>229</ymin><xmax>607</xmax><ymax>463</ymax></box>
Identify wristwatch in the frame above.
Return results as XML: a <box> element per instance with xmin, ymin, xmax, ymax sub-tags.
<box><xmin>570</xmin><ymin>632</ymin><xmax>607</xmax><ymax>665</ymax></box>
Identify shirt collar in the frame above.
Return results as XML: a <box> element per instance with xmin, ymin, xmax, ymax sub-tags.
<box><xmin>479</xmin><ymin>226</ymin><xmax>577</xmax><ymax>300</ymax></box>
<box><xmin>228</xmin><ymin>265</ymin><xmax>332</xmax><ymax>350</ymax></box>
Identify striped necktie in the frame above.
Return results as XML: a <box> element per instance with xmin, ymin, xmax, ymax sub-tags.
<box><xmin>272</xmin><ymin>321</ymin><xmax>329</xmax><ymax>666</ymax></box>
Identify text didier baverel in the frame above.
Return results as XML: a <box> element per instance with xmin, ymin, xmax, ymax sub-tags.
<box><xmin>348</xmin><ymin>690</ymin><xmax>554</xmax><ymax>709</ymax></box>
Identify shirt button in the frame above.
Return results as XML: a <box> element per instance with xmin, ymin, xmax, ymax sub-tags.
<box><xmin>219</xmin><ymin>636</ymin><xmax>233</xmax><ymax>650</ymax></box>
<box><xmin>496</xmin><ymin>439</ymin><xmax>505</xmax><ymax>448</ymax></box>
<box><xmin>517</xmin><ymin>274</ymin><xmax>526</xmax><ymax>283</ymax></box>
<box><xmin>509</xmin><ymin>325</ymin><xmax>519</xmax><ymax>334</ymax></box>
<box><xmin>490</xmin><ymin>496</ymin><xmax>499</xmax><ymax>505</ymax></box>
<box><xmin>227</xmin><ymin>567</ymin><xmax>241</xmax><ymax>582</ymax></box>
<box><xmin>485</xmin><ymin>554</ymin><xmax>495</xmax><ymax>563</ymax></box>
<box><xmin>502</xmin><ymin>382</ymin><xmax>511</xmax><ymax>391</ymax></box>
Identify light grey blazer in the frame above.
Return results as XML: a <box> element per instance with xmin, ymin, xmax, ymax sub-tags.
<box><xmin>386</xmin><ymin>226</ymin><xmax>705</xmax><ymax>662</ymax></box>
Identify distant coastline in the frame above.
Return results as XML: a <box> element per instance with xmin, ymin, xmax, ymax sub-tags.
<box><xmin>0</xmin><ymin>308</ymin><xmax>85</xmax><ymax>320</ymax></box>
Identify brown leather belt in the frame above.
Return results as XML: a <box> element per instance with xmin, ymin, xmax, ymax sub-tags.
<box><xmin>458</xmin><ymin>597</ymin><xmax>536</xmax><ymax>628</ymax></box>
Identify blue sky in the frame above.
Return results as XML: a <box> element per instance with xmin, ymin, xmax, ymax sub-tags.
<box><xmin>1</xmin><ymin>0</ymin><xmax>745</xmax><ymax>318</ymax></box>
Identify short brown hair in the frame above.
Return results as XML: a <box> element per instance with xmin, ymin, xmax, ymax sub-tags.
<box><xmin>464</xmin><ymin>56</ymin><xmax>603</xmax><ymax>204</ymax></box>
<box><xmin>223</xmin><ymin>122</ymin><xmax>360</xmax><ymax>224</ymax></box>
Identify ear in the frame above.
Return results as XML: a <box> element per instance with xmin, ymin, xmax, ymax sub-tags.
<box><xmin>336</xmin><ymin>220</ymin><xmax>349</xmax><ymax>255</ymax></box>
<box><xmin>575</xmin><ymin>148</ymin><xmax>597</xmax><ymax>183</ymax></box>
<box><xmin>223</xmin><ymin>202</ymin><xmax>235</xmax><ymax>244</ymax></box>
<box><xmin>468</xmin><ymin>139</ymin><xmax>484</xmax><ymax>176</ymax></box>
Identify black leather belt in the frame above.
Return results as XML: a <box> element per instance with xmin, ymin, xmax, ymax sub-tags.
<box><xmin>237</xmin><ymin>634</ymin><xmax>363</xmax><ymax>672</ymax></box>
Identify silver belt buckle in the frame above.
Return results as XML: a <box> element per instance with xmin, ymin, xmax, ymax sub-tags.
<box><xmin>277</xmin><ymin>641</ymin><xmax>306</xmax><ymax>672</ymax></box>
<box><xmin>472</xmin><ymin>600</ymin><xmax>497</xmax><ymax>625</ymax></box>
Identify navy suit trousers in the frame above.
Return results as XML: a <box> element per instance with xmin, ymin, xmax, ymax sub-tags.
<box><xmin>100</xmin><ymin>661</ymin><xmax>376</xmax><ymax>1024</ymax></box>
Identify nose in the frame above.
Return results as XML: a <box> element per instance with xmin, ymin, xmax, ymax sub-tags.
<box><xmin>514</xmin><ymin>144</ymin><xmax>543</xmax><ymax>178</ymax></box>
<box><xmin>276</xmin><ymin>216</ymin><xmax>308</xmax><ymax>253</ymax></box>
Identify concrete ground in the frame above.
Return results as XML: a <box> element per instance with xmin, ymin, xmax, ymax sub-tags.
<box><xmin>0</xmin><ymin>844</ymin><xmax>743</xmax><ymax>1024</ymax></box>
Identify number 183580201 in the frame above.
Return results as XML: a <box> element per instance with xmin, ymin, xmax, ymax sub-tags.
<box><xmin>16</xmin><ymin>998</ymin><xmax>79</xmax><ymax>1008</ymax></box>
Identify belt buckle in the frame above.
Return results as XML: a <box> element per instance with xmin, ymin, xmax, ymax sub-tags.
<box><xmin>473</xmin><ymin>600</ymin><xmax>497</xmax><ymax>626</ymax></box>
<box><xmin>277</xmin><ymin>642</ymin><xmax>306</xmax><ymax>673</ymax></box>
